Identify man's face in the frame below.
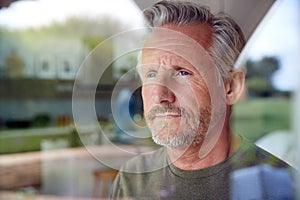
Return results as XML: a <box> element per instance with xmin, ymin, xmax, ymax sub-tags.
<box><xmin>139</xmin><ymin>23</ymin><xmax>217</xmax><ymax>149</ymax></box>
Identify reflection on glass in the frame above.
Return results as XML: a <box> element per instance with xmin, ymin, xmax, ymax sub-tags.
<box><xmin>0</xmin><ymin>0</ymin><xmax>148</xmax><ymax>199</ymax></box>
<box><xmin>0</xmin><ymin>0</ymin><xmax>299</xmax><ymax>199</ymax></box>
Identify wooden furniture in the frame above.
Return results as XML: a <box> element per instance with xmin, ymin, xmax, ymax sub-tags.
<box><xmin>92</xmin><ymin>168</ymin><xmax>118</xmax><ymax>198</ymax></box>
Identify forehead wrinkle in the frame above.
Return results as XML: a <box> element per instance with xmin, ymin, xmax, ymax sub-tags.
<box><xmin>141</xmin><ymin>49</ymin><xmax>213</xmax><ymax>84</ymax></box>
<box><xmin>142</xmin><ymin>48</ymin><xmax>194</xmax><ymax>71</ymax></box>
<box><xmin>141</xmin><ymin>29</ymin><xmax>213</xmax><ymax>77</ymax></box>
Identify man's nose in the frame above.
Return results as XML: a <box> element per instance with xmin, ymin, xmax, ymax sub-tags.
<box><xmin>151</xmin><ymin>83</ymin><xmax>175</xmax><ymax>104</ymax></box>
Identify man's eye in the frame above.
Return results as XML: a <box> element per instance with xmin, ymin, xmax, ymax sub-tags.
<box><xmin>146</xmin><ymin>72</ymin><xmax>157</xmax><ymax>78</ymax></box>
<box><xmin>178</xmin><ymin>71</ymin><xmax>190</xmax><ymax>76</ymax></box>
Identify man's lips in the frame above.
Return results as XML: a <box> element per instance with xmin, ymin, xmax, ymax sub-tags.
<box><xmin>155</xmin><ymin>113</ymin><xmax>181</xmax><ymax>118</ymax></box>
<box><xmin>146</xmin><ymin>105</ymin><xmax>184</xmax><ymax>121</ymax></box>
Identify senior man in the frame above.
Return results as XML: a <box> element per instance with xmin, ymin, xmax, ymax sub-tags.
<box><xmin>111</xmin><ymin>1</ymin><xmax>290</xmax><ymax>199</ymax></box>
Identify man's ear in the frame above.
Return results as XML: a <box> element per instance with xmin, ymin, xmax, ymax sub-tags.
<box><xmin>225</xmin><ymin>70</ymin><xmax>245</xmax><ymax>105</ymax></box>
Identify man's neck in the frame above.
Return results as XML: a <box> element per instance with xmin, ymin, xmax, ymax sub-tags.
<box><xmin>167</xmin><ymin>131</ymin><xmax>241</xmax><ymax>170</ymax></box>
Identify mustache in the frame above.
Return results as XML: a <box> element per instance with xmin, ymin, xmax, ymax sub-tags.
<box><xmin>146</xmin><ymin>104</ymin><xmax>188</xmax><ymax>121</ymax></box>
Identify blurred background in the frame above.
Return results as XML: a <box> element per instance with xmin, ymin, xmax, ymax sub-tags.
<box><xmin>0</xmin><ymin>0</ymin><xmax>299</xmax><ymax>199</ymax></box>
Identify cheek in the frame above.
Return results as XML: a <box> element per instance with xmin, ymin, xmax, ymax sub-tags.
<box><xmin>194</xmin><ymin>85</ymin><xmax>211</xmax><ymax>105</ymax></box>
<box><xmin>179</xmin><ymin>83</ymin><xmax>211</xmax><ymax>110</ymax></box>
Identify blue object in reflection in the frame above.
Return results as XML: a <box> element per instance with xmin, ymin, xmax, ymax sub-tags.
<box><xmin>231</xmin><ymin>165</ymin><xmax>293</xmax><ymax>200</ymax></box>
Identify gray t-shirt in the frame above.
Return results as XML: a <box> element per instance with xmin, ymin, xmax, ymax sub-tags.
<box><xmin>110</xmin><ymin>139</ymin><xmax>290</xmax><ymax>199</ymax></box>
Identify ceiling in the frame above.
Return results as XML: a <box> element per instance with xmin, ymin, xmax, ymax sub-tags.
<box><xmin>0</xmin><ymin>0</ymin><xmax>20</xmax><ymax>9</ymax></box>
<box><xmin>133</xmin><ymin>0</ymin><xmax>276</xmax><ymax>40</ymax></box>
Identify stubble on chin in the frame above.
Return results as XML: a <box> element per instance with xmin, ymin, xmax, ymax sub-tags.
<box><xmin>146</xmin><ymin>104</ymin><xmax>211</xmax><ymax>149</ymax></box>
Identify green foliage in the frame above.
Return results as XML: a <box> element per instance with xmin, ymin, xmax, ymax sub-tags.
<box><xmin>245</xmin><ymin>56</ymin><xmax>281</xmax><ymax>97</ymax></box>
<box><xmin>82</xmin><ymin>36</ymin><xmax>105</xmax><ymax>50</ymax></box>
<box><xmin>246</xmin><ymin>77</ymin><xmax>275</xmax><ymax>97</ymax></box>
<box><xmin>31</xmin><ymin>114</ymin><xmax>51</xmax><ymax>127</ymax></box>
<box><xmin>232</xmin><ymin>98</ymin><xmax>291</xmax><ymax>141</ymax></box>
<box><xmin>246</xmin><ymin>56</ymin><xmax>280</xmax><ymax>79</ymax></box>
<box><xmin>0</xmin><ymin>127</ymin><xmax>80</xmax><ymax>154</ymax></box>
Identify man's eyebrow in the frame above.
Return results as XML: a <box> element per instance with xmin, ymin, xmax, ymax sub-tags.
<box><xmin>140</xmin><ymin>64</ymin><xmax>157</xmax><ymax>73</ymax></box>
<box><xmin>171</xmin><ymin>60</ymin><xmax>195</xmax><ymax>70</ymax></box>
<box><xmin>173</xmin><ymin>65</ymin><xmax>186</xmax><ymax>70</ymax></box>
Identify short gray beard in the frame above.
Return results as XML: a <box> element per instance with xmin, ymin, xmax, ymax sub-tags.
<box><xmin>152</xmin><ymin>127</ymin><xmax>199</xmax><ymax>148</ymax></box>
<box><xmin>146</xmin><ymin>104</ymin><xmax>210</xmax><ymax>149</ymax></box>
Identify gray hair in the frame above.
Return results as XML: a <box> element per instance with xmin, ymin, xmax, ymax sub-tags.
<box><xmin>142</xmin><ymin>0</ymin><xmax>246</xmax><ymax>80</ymax></box>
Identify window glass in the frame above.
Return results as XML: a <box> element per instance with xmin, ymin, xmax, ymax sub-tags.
<box><xmin>231</xmin><ymin>0</ymin><xmax>299</xmax><ymax>169</ymax></box>
<box><xmin>0</xmin><ymin>0</ymin><xmax>299</xmax><ymax>199</ymax></box>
